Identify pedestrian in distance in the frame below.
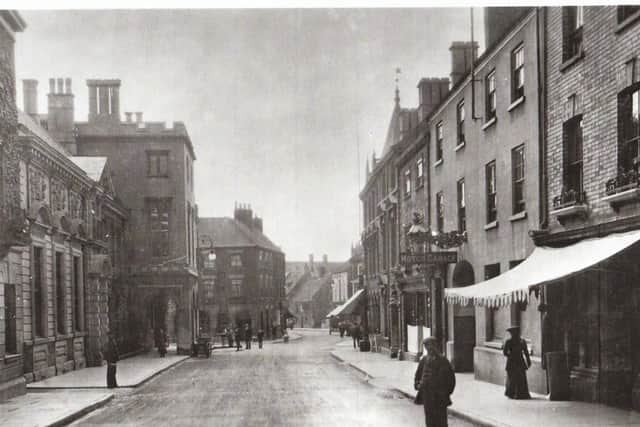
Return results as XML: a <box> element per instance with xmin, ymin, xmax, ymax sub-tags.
<box><xmin>339</xmin><ymin>321</ymin><xmax>345</xmax><ymax>338</ymax></box>
<box><xmin>414</xmin><ymin>337</ymin><xmax>455</xmax><ymax>427</ymax></box>
<box><xmin>244</xmin><ymin>323</ymin><xmax>252</xmax><ymax>350</ymax></box>
<box><xmin>503</xmin><ymin>326</ymin><xmax>531</xmax><ymax>400</ymax></box>
<box><xmin>234</xmin><ymin>326</ymin><xmax>242</xmax><ymax>351</ymax></box>
<box><xmin>351</xmin><ymin>323</ymin><xmax>361</xmax><ymax>349</ymax></box>
<box><xmin>257</xmin><ymin>329</ymin><xmax>264</xmax><ymax>349</ymax></box>
<box><xmin>226</xmin><ymin>326</ymin><xmax>234</xmax><ymax>348</ymax></box>
<box><xmin>104</xmin><ymin>331</ymin><xmax>119</xmax><ymax>389</ymax></box>
<box><xmin>156</xmin><ymin>328</ymin><xmax>167</xmax><ymax>357</ymax></box>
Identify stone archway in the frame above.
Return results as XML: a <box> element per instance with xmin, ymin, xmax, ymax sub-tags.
<box><xmin>452</xmin><ymin>260</ymin><xmax>476</xmax><ymax>372</ymax></box>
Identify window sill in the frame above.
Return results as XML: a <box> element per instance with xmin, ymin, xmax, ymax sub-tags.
<box><xmin>616</xmin><ymin>11</ymin><xmax>640</xmax><ymax>34</ymax></box>
<box><xmin>560</xmin><ymin>50</ymin><xmax>584</xmax><ymax>73</ymax></box>
<box><xmin>454</xmin><ymin>142</ymin><xmax>466</xmax><ymax>152</ymax></box>
<box><xmin>33</xmin><ymin>336</ymin><xmax>56</xmax><ymax>345</ymax></box>
<box><xmin>415</xmin><ymin>183</ymin><xmax>424</xmax><ymax>192</ymax></box>
<box><xmin>4</xmin><ymin>353</ymin><xmax>21</xmax><ymax>363</ymax></box>
<box><xmin>484</xmin><ymin>220</ymin><xmax>499</xmax><ymax>231</ymax></box>
<box><xmin>507</xmin><ymin>96</ymin><xmax>525</xmax><ymax>112</ymax></box>
<box><xmin>147</xmin><ymin>175</ymin><xmax>169</xmax><ymax>179</ymax></box>
<box><xmin>434</xmin><ymin>159</ymin><xmax>443</xmax><ymax>168</ymax></box>
<box><xmin>509</xmin><ymin>211</ymin><xmax>527</xmax><ymax>222</ymax></box>
<box><xmin>481</xmin><ymin>117</ymin><xmax>497</xmax><ymax>131</ymax></box>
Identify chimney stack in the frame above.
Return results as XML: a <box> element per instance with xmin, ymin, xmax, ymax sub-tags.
<box><xmin>484</xmin><ymin>7</ymin><xmax>531</xmax><ymax>49</ymax></box>
<box><xmin>322</xmin><ymin>254</ymin><xmax>328</xmax><ymax>264</ymax></box>
<box><xmin>135</xmin><ymin>112</ymin><xmax>143</xmax><ymax>123</ymax></box>
<box><xmin>22</xmin><ymin>79</ymin><xmax>39</xmax><ymax>118</ymax></box>
<box><xmin>253</xmin><ymin>216</ymin><xmax>263</xmax><ymax>233</ymax></box>
<box><xmin>47</xmin><ymin>77</ymin><xmax>76</xmax><ymax>154</ymax></box>
<box><xmin>125</xmin><ymin>112</ymin><xmax>132</xmax><ymax>123</ymax></box>
<box><xmin>450</xmin><ymin>41</ymin><xmax>479</xmax><ymax>86</ymax></box>
<box><xmin>309</xmin><ymin>254</ymin><xmax>314</xmax><ymax>271</ymax></box>
<box><xmin>417</xmin><ymin>78</ymin><xmax>450</xmax><ymax>121</ymax></box>
<box><xmin>87</xmin><ymin>79</ymin><xmax>121</xmax><ymax>122</ymax></box>
<box><xmin>233</xmin><ymin>202</ymin><xmax>254</xmax><ymax>229</ymax></box>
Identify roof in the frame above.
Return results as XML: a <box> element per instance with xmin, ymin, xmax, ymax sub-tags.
<box><xmin>197</xmin><ymin>217</ymin><xmax>282</xmax><ymax>253</ymax></box>
<box><xmin>70</xmin><ymin>157</ymin><xmax>107</xmax><ymax>181</ymax></box>
<box><xmin>325</xmin><ymin>289</ymin><xmax>366</xmax><ymax>317</ymax></box>
<box><xmin>287</xmin><ymin>276</ymin><xmax>332</xmax><ymax>303</ymax></box>
<box><xmin>331</xmin><ymin>261</ymin><xmax>351</xmax><ymax>274</ymax></box>
<box><xmin>18</xmin><ymin>110</ymin><xmax>69</xmax><ymax>156</ymax></box>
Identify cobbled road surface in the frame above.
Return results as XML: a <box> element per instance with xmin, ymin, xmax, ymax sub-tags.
<box><xmin>74</xmin><ymin>329</ymin><xmax>474</xmax><ymax>427</ymax></box>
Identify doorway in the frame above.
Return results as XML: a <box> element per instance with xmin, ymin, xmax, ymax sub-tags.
<box><xmin>452</xmin><ymin>260</ymin><xmax>476</xmax><ymax>372</ymax></box>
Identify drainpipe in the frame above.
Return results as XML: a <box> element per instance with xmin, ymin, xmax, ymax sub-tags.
<box><xmin>537</xmin><ymin>7</ymin><xmax>549</xmax><ymax>230</ymax></box>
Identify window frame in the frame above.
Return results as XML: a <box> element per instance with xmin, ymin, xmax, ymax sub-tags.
<box><xmin>619</xmin><ymin>86</ymin><xmax>640</xmax><ymax>172</ymax></box>
<box><xmin>55</xmin><ymin>251</ymin><xmax>65</xmax><ymax>335</ymax></box>
<box><xmin>435</xmin><ymin>122</ymin><xmax>444</xmax><ymax>162</ymax></box>
<box><xmin>72</xmin><ymin>255</ymin><xmax>83</xmax><ymax>332</ymax></box>
<box><xmin>486</xmin><ymin>70</ymin><xmax>497</xmax><ymax>120</ymax></box>
<box><xmin>5</xmin><ymin>283</ymin><xmax>17</xmax><ymax>354</ymax></box>
<box><xmin>511</xmin><ymin>44</ymin><xmax>525</xmax><ymax>101</ymax></box>
<box><xmin>231</xmin><ymin>278</ymin><xmax>242</xmax><ymax>297</ymax></box>
<box><xmin>147</xmin><ymin>198</ymin><xmax>171</xmax><ymax>258</ymax></box>
<box><xmin>486</xmin><ymin>161</ymin><xmax>498</xmax><ymax>224</ymax></box>
<box><xmin>230</xmin><ymin>254</ymin><xmax>243</xmax><ymax>267</ymax></box>
<box><xmin>564</xmin><ymin>115</ymin><xmax>584</xmax><ymax>193</ymax></box>
<box><xmin>511</xmin><ymin>145</ymin><xmax>526</xmax><ymax>214</ymax></box>
<box><xmin>146</xmin><ymin>150</ymin><xmax>170</xmax><ymax>178</ymax></box>
<box><xmin>33</xmin><ymin>246</ymin><xmax>46</xmax><ymax>338</ymax></box>
<box><xmin>457</xmin><ymin>178</ymin><xmax>466</xmax><ymax>233</ymax></box>
<box><xmin>436</xmin><ymin>191</ymin><xmax>445</xmax><ymax>233</ymax></box>
<box><xmin>404</xmin><ymin>168</ymin><xmax>412</xmax><ymax>196</ymax></box>
<box><xmin>456</xmin><ymin>100</ymin><xmax>466</xmax><ymax>146</ymax></box>
<box><xmin>416</xmin><ymin>155</ymin><xmax>424</xmax><ymax>189</ymax></box>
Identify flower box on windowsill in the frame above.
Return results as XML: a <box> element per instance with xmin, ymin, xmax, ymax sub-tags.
<box><xmin>602</xmin><ymin>187</ymin><xmax>640</xmax><ymax>206</ymax></box>
<box><xmin>507</xmin><ymin>96</ymin><xmax>525</xmax><ymax>112</ymax></box>
<box><xmin>482</xmin><ymin>116</ymin><xmax>497</xmax><ymax>131</ymax></box>
<box><xmin>454</xmin><ymin>142</ymin><xmax>466</xmax><ymax>152</ymax></box>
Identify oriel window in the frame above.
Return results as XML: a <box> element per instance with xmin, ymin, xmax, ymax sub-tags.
<box><xmin>486</xmin><ymin>161</ymin><xmax>497</xmax><ymax>223</ymax></box>
<box><xmin>512</xmin><ymin>145</ymin><xmax>526</xmax><ymax>214</ymax></box>
<box><xmin>511</xmin><ymin>45</ymin><xmax>525</xmax><ymax>101</ymax></box>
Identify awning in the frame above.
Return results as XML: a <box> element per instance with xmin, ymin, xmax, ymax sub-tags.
<box><xmin>445</xmin><ymin>230</ymin><xmax>640</xmax><ymax>307</ymax></box>
<box><xmin>325</xmin><ymin>289</ymin><xmax>366</xmax><ymax>317</ymax></box>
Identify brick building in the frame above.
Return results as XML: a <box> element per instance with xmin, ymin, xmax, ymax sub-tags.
<box><xmin>530</xmin><ymin>6</ymin><xmax>640</xmax><ymax>408</ymax></box>
<box><xmin>197</xmin><ymin>205</ymin><xmax>285</xmax><ymax>339</ymax></box>
<box><xmin>72</xmin><ymin>79</ymin><xmax>199</xmax><ymax>355</ymax></box>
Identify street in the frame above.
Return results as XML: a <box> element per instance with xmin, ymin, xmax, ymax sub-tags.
<box><xmin>73</xmin><ymin>330</ymin><xmax>473</xmax><ymax>426</ymax></box>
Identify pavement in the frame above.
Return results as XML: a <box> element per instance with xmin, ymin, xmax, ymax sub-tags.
<box><xmin>1</xmin><ymin>347</ymin><xmax>188</xmax><ymax>427</ymax></box>
<box><xmin>0</xmin><ymin>390</ymin><xmax>113</xmax><ymax>427</ymax></box>
<box><xmin>330</xmin><ymin>344</ymin><xmax>640</xmax><ymax>427</ymax></box>
<box><xmin>28</xmin><ymin>348</ymin><xmax>188</xmax><ymax>389</ymax></box>
<box><xmin>70</xmin><ymin>328</ymin><xmax>472</xmax><ymax>427</ymax></box>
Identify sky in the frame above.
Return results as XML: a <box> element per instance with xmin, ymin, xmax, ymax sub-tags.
<box><xmin>15</xmin><ymin>8</ymin><xmax>484</xmax><ymax>262</ymax></box>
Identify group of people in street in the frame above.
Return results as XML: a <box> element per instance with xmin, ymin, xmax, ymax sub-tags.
<box><xmin>224</xmin><ymin>324</ymin><xmax>264</xmax><ymax>351</ymax></box>
<box><xmin>412</xmin><ymin>325</ymin><xmax>531</xmax><ymax>427</ymax></box>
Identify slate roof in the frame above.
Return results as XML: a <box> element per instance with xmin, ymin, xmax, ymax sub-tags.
<box><xmin>18</xmin><ymin>110</ymin><xmax>69</xmax><ymax>156</ymax></box>
<box><xmin>287</xmin><ymin>275</ymin><xmax>332</xmax><ymax>303</ymax></box>
<box><xmin>197</xmin><ymin>217</ymin><xmax>282</xmax><ymax>253</ymax></box>
<box><xmin>70</xmin><ymin>157</ymin><xmax>107</xmax><ymax>181</ymax></box>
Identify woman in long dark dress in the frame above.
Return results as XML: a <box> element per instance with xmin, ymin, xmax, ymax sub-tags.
<box><xmin>503</xmin><ymin>326</ymin><xmax>531</xmax><ymax>399</ymax></box>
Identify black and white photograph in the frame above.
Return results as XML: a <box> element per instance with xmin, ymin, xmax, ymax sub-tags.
<box><xmin>2</xmin><ymin>2</ymin><xmax>640</xmax><ymax>426</ymax></box>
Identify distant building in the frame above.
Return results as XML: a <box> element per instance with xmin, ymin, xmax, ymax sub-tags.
<box><xmin>197</xmin><ymin>205</ymin><xmax>285</xmax><ymax>339</ymax></box>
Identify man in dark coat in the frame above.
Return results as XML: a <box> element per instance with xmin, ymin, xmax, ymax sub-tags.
<box><xmin>244</xmin><ymin>324</ymin><xmax>252</xmax><ymax>350</ymax></box>
<box><xmin>234</xmin><ymin>326</ymin><xmax>242</xmax><ymax>351</ymax></box>
<box><xmin>351</xmin><ymin>323</ymin><xmax>361</xmax><ymax>349</ymax></box>
<box><xmin>257</xmin><ymin>329</ymin><xmax>264</xmax><ymax>349</ymax></box>
<box><xmin>414</xmin><ymin>337</ymin><xmax>456</xmax><ymax>427</ymax></box>
<box><xmin>104</xmin><ymin>331</ymin><xmax>119</xmax><ymax>389</ymax></box>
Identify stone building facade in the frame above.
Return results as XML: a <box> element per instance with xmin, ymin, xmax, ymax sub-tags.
<box><xmin>198</xmin><ymin>206</ymin><xmax>285</xmax><ymax>339</ymax></box>
<box><xmin>0</xmin><ymin>10</ymin><xmax>28</xmax><ymax>401</ymax></box>
<box><xmin>72</xmin><ymin>79</ymin><xmax>199</xmax><ymax>354</ymax></box>
<box><xmin>533</xmin><ymin>5</ymin><xmax>640</xmax><ymax>409</ymax></box>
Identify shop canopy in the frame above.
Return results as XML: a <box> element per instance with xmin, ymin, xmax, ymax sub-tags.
<box><xmin>445</xmin><ymin>229</ymin><xmax>640</xmax><ymax>308</ymax></box>
<box><xmin>325</xmin><ymin>289</ymin><xmax>366</xmax><ymax>318</ymax></box>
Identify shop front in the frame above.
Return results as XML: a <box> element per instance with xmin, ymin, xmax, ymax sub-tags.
<box><xmin>445</xmin><ymin>229</ymin><xmax>640</xmax><ymax>407</ymax></box>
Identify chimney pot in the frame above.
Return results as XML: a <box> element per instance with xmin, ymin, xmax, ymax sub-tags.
<box><xmin>125</xmin><ymin>112</ymin><xmax>132</xmax><ymax>122</ymax></box>
<box><xmin>449</xmin><ymin>41</ymin><xmax>479</xmax><ymax>86</ymax></box>
<box><xmin>49</xmin><ymin>78</ymin><xmax>55</xmax><ymax>94</ymax></box>
<box><xmin>135</xmin><ymin>112</ymin><xmax>143</xmax><ymax>123</ymax></box>
<box><xmin>65</xmin><ymin>78</ymin><xmax>72</xmax><ymax>94</ymax></box>
<box><xmin>57</xmin><ymin>78</ymin><xmax>64</xmax><ymax>94</ymax></box>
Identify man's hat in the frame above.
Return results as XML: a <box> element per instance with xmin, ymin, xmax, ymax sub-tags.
<box><xmin>423</xmin><ymin>336</ymin><xmax>439</xmax><ymax>346</ymax></box>
<box><xmin>506</xmin><ymin>325</ymin><xmax>520</xmax><ymax>332</ymax></box>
